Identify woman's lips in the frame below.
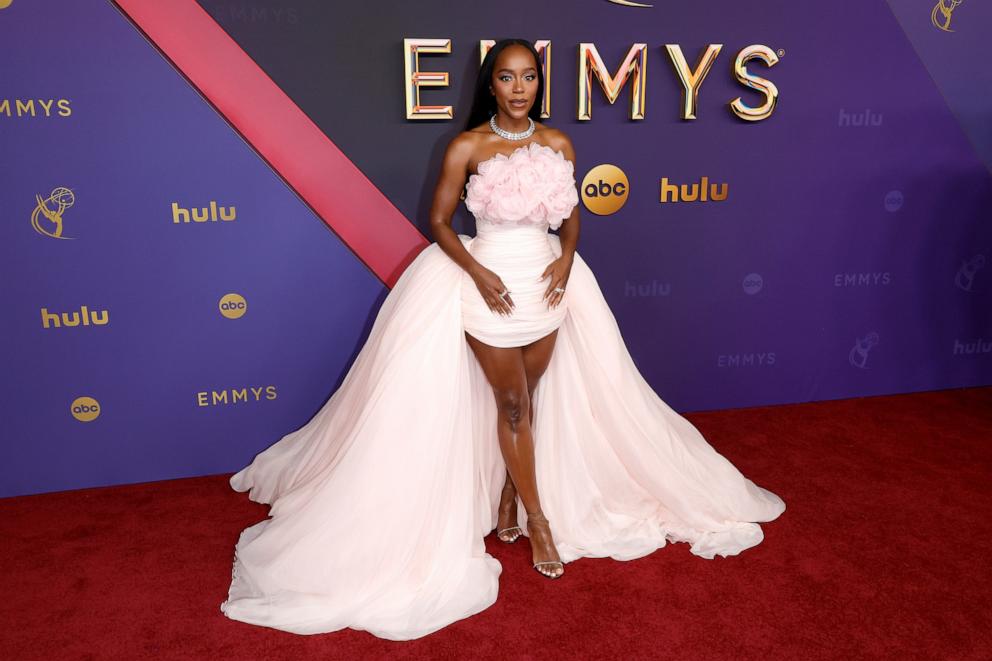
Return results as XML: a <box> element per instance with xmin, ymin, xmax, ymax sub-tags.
<box><xmin>510</xmin><ymin>99</ymin><xmax>528</xmax><ymax>108</ymax></box>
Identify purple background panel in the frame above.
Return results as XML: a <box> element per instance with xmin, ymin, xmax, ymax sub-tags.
<box><xmin>1</xmin><ymin>0</ymin><xmax>386</xmax><ymax>497</ymax></box>
<box><xmin>886</xmin><ymin>0</ymin><xmax>992</xmax><ymax>173</ymax></box>
<box><xmin>0</xmin><ymin>0</ymin><xmax>989</xmax><ymax>496</ymax></box>
<box><xmin>197</xmin><ymin>0</ymin><xmax>992</xmax><ymax>409</ymax></box>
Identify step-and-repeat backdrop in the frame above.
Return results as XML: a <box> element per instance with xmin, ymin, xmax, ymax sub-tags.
<box><xmin>2</xmin><ymin>0</ymin><xmax>989</xmax><ymax>496</ymax></box>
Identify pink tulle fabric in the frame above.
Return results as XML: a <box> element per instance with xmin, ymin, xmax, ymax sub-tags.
<box><xmin>465</xmin><ymin>142</ymin><xmax>579</xmax><ymax>231</ymax></box>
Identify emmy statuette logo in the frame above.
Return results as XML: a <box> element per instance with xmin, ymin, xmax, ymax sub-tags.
<box><xmin>219</xmin><ymin>293</ymin><xmax>248</xmax><ymax>319</ymax></box>
<box><xmin>954</xmin><ymin>255</ymin><xmax>985</xmax><ymax>292</ymax></box>
<box><xmin>70</xmin><ymin>396</ymin><xmax>101</xmax><ymax>422</ymax></box>
<box><xmin>581</xmin><ymin>164</ymin><xmax>629</xmax><ymax>215</ymax></box>
<box><xmin>849</xmin><ymin>332</ymin><xmax>879</xmax><ymax>369</ymax></box>
<box><xmin>931</xmin><ymin>0</ymin><xmax>964</xmax><ymax>32</ymax></box>
<box><xmin>0</xmin><ymin>1</ymin><xmax>13</xmax><ymax>10</ymax></box>
<box><xmin>32</xmin><ymin>187</ymin><xmax>76</xmax><ymax>239</ymax></box>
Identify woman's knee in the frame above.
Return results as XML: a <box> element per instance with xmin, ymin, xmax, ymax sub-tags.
<box><xmin>493</xmin><ymin>387</ymin><xmax>530</xmax><ymax>428</ymax></box>
<box><xmin>525</xmin><ymin>378</ymin><xmax>539</xmax><ymax>399</ymax></box>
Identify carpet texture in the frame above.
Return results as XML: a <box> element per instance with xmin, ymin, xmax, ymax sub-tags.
<box><xmin>3</xmin><ymin>387</ymin><xmax>990</xmax><ymax>660</ymax></box>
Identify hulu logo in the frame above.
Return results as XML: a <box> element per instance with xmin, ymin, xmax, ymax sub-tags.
<box><xmin>659</xmin><ymin>177</ymin><xmax>728</xmax><ymax>203</ymax></box>
<box><xmin>171</xmin><ymin>201</ymin><xmax>236</xmax><ymax>223</ymax></box>
<box><xmin>41</xmin><ymin>306</ymin><xmax>109</xmax><ymax>329</ymax></box>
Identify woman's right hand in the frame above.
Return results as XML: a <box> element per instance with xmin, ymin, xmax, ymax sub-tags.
<box><xmin>470</xmin><ymin>266</ymin><xmax>515</xmax><ymax>316</ymax></box>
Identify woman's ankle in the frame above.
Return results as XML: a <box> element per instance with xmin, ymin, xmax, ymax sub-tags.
<box><xmin>526</xmin><ymin>510</ymin><xmax>548</xmax><ymax>523</ymax></box>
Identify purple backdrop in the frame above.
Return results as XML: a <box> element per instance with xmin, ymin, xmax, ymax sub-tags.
<box><xmin>1</xmin><ymin>0</ymin><xmax>989</xmax><ymax>497</ymax></box>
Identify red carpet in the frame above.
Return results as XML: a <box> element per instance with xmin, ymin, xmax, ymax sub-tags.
<box><xmin>3</xmin><ymin>387</ymin><xmax>991</xmax><ymax>660</ymax></box>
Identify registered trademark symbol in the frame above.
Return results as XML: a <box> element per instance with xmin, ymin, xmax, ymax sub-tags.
<box><xmin>777</xmin><ymin>48</ymin><xmax>785</xmax><ymax>57</ymax></box>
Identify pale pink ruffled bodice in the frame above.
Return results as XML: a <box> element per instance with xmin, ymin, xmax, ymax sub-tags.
<box><xmin>464</xmin><ymin>141</ymin><xmax>579</xmax><ymax>231</ymax></box>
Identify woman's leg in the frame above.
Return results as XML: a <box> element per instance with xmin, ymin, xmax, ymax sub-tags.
<box><xmin>495</xmin><ymin>330</ymin><xmax>559</xmax><ymax>540</ymax></box>
<box><xmin>465</xmin><ymin>330</ymin><xmax>563</xmax><ymax>577</ymax></box>
<box><xmin>495</xmin><ymin>471</ymin><xmax>521</xmax><ymax>541</ymax></box>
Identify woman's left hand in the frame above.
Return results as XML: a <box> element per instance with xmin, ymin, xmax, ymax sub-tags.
<box><xmin>540</xmin><ymin>253</ymin><xmax>574</xmax><ymax>309</ymax></box>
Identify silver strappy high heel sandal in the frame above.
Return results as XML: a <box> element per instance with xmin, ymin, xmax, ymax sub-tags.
<box><xmin>497</xmin><ymin>525</ymin><xmax>523</xmax><ymax>543</ymax></box>
<box><xmin>532</xmin><ymin>560</ymin><xmax>565</xmax><ymax>579</ymax></box>
<box><xmin>527</xmin><ymin>512</ymin><xmax>564</xmax><ymax>579</ymax></box>
<box><xmin>497</xmin><ymin>480</ymin><xmax>522</xmax><ymax>543</ymax></box>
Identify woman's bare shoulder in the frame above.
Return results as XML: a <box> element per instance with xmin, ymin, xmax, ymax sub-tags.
<box><xmin>467</xmin><ymin>120</ymin><xmax>492</xmax><ymax>134</ymax></box>
<box><xmin>441</xmin><ymin>131</ymin><xmax>487</xmax><ymax>175</ymax></box>
<box><xmin>535</xmin><ymin>124</ymin><xmax>574</xmax><ymax>158</ymax></box>
<box><xmin>536</xmin><ymin>124</ymin><xmax>571</xmax><ymax>148</ymax></box>
<box><xmin>446</xmin><ymin>130</ymin><xmax>481</xmax><ymax>157</ymax></box>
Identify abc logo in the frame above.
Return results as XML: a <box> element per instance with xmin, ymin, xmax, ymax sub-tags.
<box><xmin>884</xmin><ymin>190</ymin><xmax>903</xmax><ymax>212</ymax></box>
<box><xmin>742</xmin><ymin>273</ymin><xmax>763</xmax><ymax>295</ymax></box>
<box><xmin>219</xmin><ymin>293</ymin><xmax>247</xmax><ymax>319</ymax></box>
<box><xmin>70</xmin><ymin>396</ymin><xmax>100</xmax><ymax>422</ymax></box>
<box><xmin>581</xmin><ymin>164</ymin><xmax>629</xmax><ymax>216</ymax></box>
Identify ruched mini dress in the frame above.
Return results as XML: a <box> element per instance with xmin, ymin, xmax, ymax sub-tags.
<box><xmin>460</xmin><ymin>141</ymin><xmax>579</xmax><ymax>347</ymax></box>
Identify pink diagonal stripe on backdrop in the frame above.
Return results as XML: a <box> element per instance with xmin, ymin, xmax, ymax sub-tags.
<box><xmin>112</xmin><ymin>0</ymin><xmax>428</xmax><ymax>287</ymax></box>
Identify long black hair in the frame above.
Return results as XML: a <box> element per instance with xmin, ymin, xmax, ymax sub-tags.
<box><xmin>463</xmin><ymin>39</ymin><xmax>544</xmax><ymax>131</ymax></box>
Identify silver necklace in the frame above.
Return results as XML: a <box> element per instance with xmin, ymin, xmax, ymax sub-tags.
<box><xmin>489</xmin><ymin>114</ymin><xmax>535</xmax><ymax>141</ymax></box>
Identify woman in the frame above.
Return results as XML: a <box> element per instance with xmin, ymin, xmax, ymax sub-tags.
<box><xmin>433</xmin><ymin>39</ymin><xmax>583</xmax><ymax>581</ymax></box>
<box><xmin>220</xmin><ymin>39</ymin><xmax>785</xmax><ymax>640</ymax></box>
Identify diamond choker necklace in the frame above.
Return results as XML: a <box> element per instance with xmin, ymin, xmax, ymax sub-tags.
<box><xmin>489</xmin><ymin>114</ymin><xmax>535</xmax><ymax>141</ymax></box>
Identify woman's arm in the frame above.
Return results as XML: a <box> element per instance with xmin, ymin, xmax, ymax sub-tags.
<box><xmin>429</xmin><ymin>133</ymin><xmax>515</xmax><ymax>315</ymax></box>
<box><xmin>554</xmin><ymin>130</ymin><xmax>581</xmax><ymax>260</ymax></box>
<box><xmin>429</xmin><ymin>133</ymin><xmax>482</xmax><ymax>276</ymax></box>
<box><xmin>540</xmin><ymin>130</ymin><xmax>581</xmax><ymax>309</ymax></box>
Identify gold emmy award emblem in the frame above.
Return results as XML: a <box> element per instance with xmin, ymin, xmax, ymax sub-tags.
<box><xmin>581</xmin><ymin>164</ymin><xmax>629</xmax><ymax>216</ymax></box>
<box><xmin>931</xmin><ymin>0</ymin><xmax>964</xmax><ymax>32</ymax></box>
<box><xmin>70</xmin><ymin>396</ymin><xmax>101</xmax><ymax>422</ymax></box>
<box><xmin>219</xmin><ymin>293</ymin><xmax>248</xmax><ymax>319</ymax></box>
<box><xmin>31</xmin><ymin>187</ymin><xmax>76</xmax><ymax>239</ymax></box>
<box><xmin>0</xmin><ymin>1</ymin><xmax>14</xmax><ymax>10</ymax></box>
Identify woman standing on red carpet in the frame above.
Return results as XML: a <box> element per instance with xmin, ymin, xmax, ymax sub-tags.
<box><xmin>220</xmin><ymin>38</ymin><xmax>785</xmax><ymax>640</ymax></box>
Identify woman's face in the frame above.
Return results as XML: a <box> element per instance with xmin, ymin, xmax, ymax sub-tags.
<box><xmin>489</xmin><ymin>45</ymin><xmax>539</xmax><ymax>120</ymax></box>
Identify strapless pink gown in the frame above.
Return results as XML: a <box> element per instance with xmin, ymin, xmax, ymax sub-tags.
<box><xmin>220</xmin><ymin>141</ymin><xmax>786</xmax><ymax>640</ymax></box>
